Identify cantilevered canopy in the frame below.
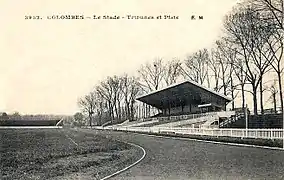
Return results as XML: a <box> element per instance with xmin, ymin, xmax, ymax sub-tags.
<box><xmin>136</xmin><ymin>80</ymin><xmax>232</xmax><ymax>110</ymax></box>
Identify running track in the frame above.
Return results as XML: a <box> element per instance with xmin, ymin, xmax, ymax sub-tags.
<box><xmin>89</xmin><ymin>130</ymin><xmax>284</xmax><ymax>180</ymax></box>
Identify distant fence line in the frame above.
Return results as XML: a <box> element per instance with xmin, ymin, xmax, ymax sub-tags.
<box><xmin>0</xmin><ymin>126</ymin><xmax>62</xmax><ymax>129</ymax></box>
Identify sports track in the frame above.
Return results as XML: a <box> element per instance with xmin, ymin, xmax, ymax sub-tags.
<box><xmin>88</xmin><ymin>129</ymin><xmax>284</xmax><ymax>180</ymax></box>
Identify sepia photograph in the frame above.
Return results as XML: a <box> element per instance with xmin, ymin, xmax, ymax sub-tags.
<box><xmin>0</xmin><ymin>0</ymin><xmax>284</xmax><ymax>179</ymax></box>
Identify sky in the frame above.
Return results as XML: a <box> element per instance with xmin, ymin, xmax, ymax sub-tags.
<box><xmin>0</xmin><ymin>0</ymin><xmax>239</xmax><ymax>115</ymax></box>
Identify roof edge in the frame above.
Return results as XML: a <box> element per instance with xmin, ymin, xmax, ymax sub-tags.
<box><xmin>136</xmin><ymin>80</ymin><xmax>232</xmax><ymax>102</ymax></box>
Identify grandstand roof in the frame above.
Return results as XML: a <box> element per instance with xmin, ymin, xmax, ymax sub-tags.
<box><xmin>136</xmin><ymin>80</ymin><xmax>232</xmax><ymax>109</ymax></box>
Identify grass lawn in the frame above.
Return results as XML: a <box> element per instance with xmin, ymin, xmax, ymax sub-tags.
<box><xmin>0</xmin><ymin>128</ymin><xmax>143</xmax><ymax>180</ymax></box>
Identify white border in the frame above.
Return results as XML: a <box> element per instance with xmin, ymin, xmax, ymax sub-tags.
<box><xmin>100</xmin><ymin>141</ymin><xmax>146</xmax><ymax>180</ymax></box>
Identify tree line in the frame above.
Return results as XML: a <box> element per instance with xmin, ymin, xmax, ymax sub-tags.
<box><xmin>77</xmin><ymin>0</ymin><xmax>284</xmax><ymax>126</ymax></box>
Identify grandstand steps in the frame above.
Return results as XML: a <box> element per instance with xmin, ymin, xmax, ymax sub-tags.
<box><xmin>176</xmin><ymin>121</ymin><xmax>206</xmax><ymax>128</ymax></box>
<box><xmin>123</xmin><ymin>119</ymin><xmax>159</xmax><ymax>127</ymax></box>
<box><xmin>153</xmin><ymin>115</ymin><xmax>217</xmax><ymax>128</ymax></box>
<box><xmin>137</xmin><ymin>113</ymin><xmax>208</xmax><ymax>127</ymax></box>
<box><xmin>200</xmin><ymin>115</ymin><xmax>219</xmax><ymax>128</ymax></box>
<box><xmin>105</xmin><ymin>111</ymin><xmax>237</xmax><ymax>129</ymax></box>
<box><xmin>156</xmin><ymin>111</ymin><xmax>234</xmax><ymax>128</ymax></box>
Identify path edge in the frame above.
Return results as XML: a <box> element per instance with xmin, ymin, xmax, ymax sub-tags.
<box><xmin>100</xmin><ymin>141</ymin><xmax>147</xmax><ymax>180</ymax></box>
<box><xmin>137</xmin><ymin>132</ymin><xmax>284</xmax><ymax>151</ymax></box>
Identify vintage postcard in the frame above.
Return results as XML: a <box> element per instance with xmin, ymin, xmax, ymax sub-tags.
<box><xmin>1</xmin><ymin>0</ymin><xmax>284</xmax><ymax>179</ymax></box>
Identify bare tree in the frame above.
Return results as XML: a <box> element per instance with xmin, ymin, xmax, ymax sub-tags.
<box><xmin>94</xmin><ymin>91</ymin><xmax>106</xmax><ymax>125</ymax></box>
<box><xmin>246</xmin><ymin>0</ymin><xmax>284</xmax><ymax>113</ymax></box>
<box><xmin>215</xmin><ymin>40</ymin><xmax>238</xmax><ymax>108</ymax></box>
<box><xmin>232</xmin><ymin>53</ymin><xmax>249</xmax><ymax>111</ymax></box>
<box><xmin>251</xmin><ymin>0</ymin><xmax>284</xmax><ymax>30</ymax></box>
<box><xmin>224</xmin><ymin>5</ymin><xmax>276</xmax><ymax>115</ymax></box>
<box><xmin>96</xmin><ymin>78</ymin><xmax>115</xmax><ymax>122</ymax></box>
<box><xmin>265</xmin><ymin>80</ymin><xmax>278</xmax><ymax>112</ymax></box>
<box><xmin>121</xmin><ymin>74</ymin><xmax>131</xmax><ymax>121</ymax></box>
<box><xmin>163</xmin><ymin>58</ymin><xmax>182</xmax><ymax>86</ymax></box>
<box><xmin>138</xmin><ymin>58</ymin><xmax>165</xmax><ymax>92</ymax></box>
<box><xmin>129</xmin><ymin>78</ymin><xmax>142</xmax><ymax>120</ymax></box>
<box><xmin>183</xmin><ymin>49</ymin><xmax>209</xmax><ymax>86</ymax></box>
<box><xmin>207</xmin><ymin>40</ymin><xmax>236</xmax><ymax>97</ymax></box>
<box><xmin>207</xmin><ymin>48</ymin><xmax>221</xmax><ymax>92</ymax></box>
<box><xmin>94</xmin><ymin>74</ymin><xmax>142</xmax><ymax>124</ymax></box>
<box><xmin>264</xmin><ymin>27</ymin><xmax>284</xmax><ymax>112</ymax></box>
<box><xmin>120</xmin><ymin>74</ymin><xmax>142</xmax><ymax>120</ymax></box>
<box><xmin>78</xmin><ymin>91</ymin><xmax>96</xmax><ymax>127</ymax></box>
<box><xmin>109</xmin><ymin>76</ymin><xmax>123</xmax><ymax>122</ymax></box>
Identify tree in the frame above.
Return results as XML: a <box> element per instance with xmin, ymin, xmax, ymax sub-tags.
<box><xmin>11</xmin><ymin>111</ymin><xmax>21</xmax><ymax>120</ymax></box>
<box><xmin>163</xmin><ymin>58</ymin><xmax>182</xmax><ymax>86</ymax></box>
<box><xmin>73</xmin><ymin>112</ymin><xmax>85</xmax><ymax>127</ymax></box>
<box><xmin>128</xmin><ymin>78</ymin><xmax>142</xmax><ymax>120</ymax></box>
<box><xmin>264</xmin><ymin>27</ymin><xmax>284</xmax><ymax>112</ymax></box>
<box><xmin>120</xmin><ymin>74</ymin><xmax>142</xmax><ymax>121</ymax></box>
<box><xmin>96</xmin><ymin>76</ymin><xmax>124</xmax><ymax>123</ymax></box>
<box><xmin>251</xmin><ymin>0</ymin><xmax>284</xmax><ymax>30</ymax></box>
<box><xmin>78</xmin><ymin>91</ymin><xmax>96</xmax><ymax>127</ymax></box>
<box><xmin>0</xmin><ymin>112</ymin><xmax>9</xmax><ymax>121</ymax></box>
<box><xmin>232</xmin><ymin>54</ymin><xmax>249</xmax><ymax>111</ymax></box>
<box><xmin>138</xmin><ymin>58</ymin><xmax>165</xmax><ymax>92</ymax></box>
<box><xmin>267</xmin><ymin>81</ymin><xmax>278</xmax><ymax>113</ymax></box>
<box><xmin>121</xmin><ymin>74</ymin><xmax>134</xmax><ymax>121</ymax></box>
<box><xmin>108</xmin><ymin>76</ymin><xmax>123</xmax><ymax>122</ymax></box>
<box><xmin>96</xmin><ymin>78</ymin><xmax>115</xmax><ymax>122</ymax></box>
<box><xmin>214</xmin><ymin>40</ymin><xmax>238</xmax><ymax>109</ymax></box>
<box><xmin>183</xmin><ymin>49</ymin><xmax>209</xmax><ymax>86</ymax></box>
<box><xmin>224</xmin><ymin>5</ymin><xmax>276</xmax><ymax>115</ymax></box>
<box><xmin>95</xmin><ymin>92</ymin><xmax>105</xmax><ymax>126</ymax></box>
<box><xmin>207</xmin><ymin>48</ymin><xmax>221</xmax><ymax>92</ymax></box>
<box><xmin>245</xmin><ymin>0</ymin><xmax>284</xmax><ymax>113</ymax></box>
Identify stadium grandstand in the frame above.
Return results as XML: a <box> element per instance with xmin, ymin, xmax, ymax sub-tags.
<box><xmin>108</xmin><ymin>80</ymin><xmax>237</xmax><ymax>129</ymax></box>
<box><xmin>136</xmin><ymin>80</ymin><xmax>231</xmax><ymax>115</ymax></box>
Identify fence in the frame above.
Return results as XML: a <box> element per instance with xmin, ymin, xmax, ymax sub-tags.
<box><xmin>219</xmin><ymin>114</ymin><xmax>244</xmax><ymax>127</ymax></box>
<box><xmin>103</xmin><ymin>126</ymin><xmax>284</xmax><ymax>140</ymax></box>
<box><xmin>143</xmin><ymin>111</ymin><xmax>219</xmax><ymax>122</ymax></box>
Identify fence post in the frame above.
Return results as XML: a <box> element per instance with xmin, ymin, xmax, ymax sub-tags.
<box><xmin>244</xmin><ymin>104</ymin><xmax>248</xmax><ymax>134</ymax></box>
<box><xmin>255</xmin><ymin>129</ymin><xmax>257</xmax><ymax>138</ymax></box>
<box><xmin>231</xmin><ymin>129</ymin><xmax>233</xmax><ymax>137</ymax></box>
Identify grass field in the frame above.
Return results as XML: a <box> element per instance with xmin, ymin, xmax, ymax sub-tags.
<box><xmin>0</xmin><ymin>128</ymin><xmax>143</xmax><ymax>180</ymax></box>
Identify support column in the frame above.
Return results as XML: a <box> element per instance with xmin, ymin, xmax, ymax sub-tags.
<box><xmin>143</xmin><ymin>103</ymin><xmax>145</xmax><ymax>118</ymax></box>
<box><xmin>168</xmin><ymin>101</ymin><xmax>171</xmax><ymax>119</ymax></box>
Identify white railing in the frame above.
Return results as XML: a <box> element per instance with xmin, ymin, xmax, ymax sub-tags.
<box><xmin>219</xmin><ymin>114</ymin><xmax>244</xmax><ymax>127</ymax></box>
<box><xmin>216</xmin><ymin>111</ymin><xmax>235</xmax><ymax>118</ymax></box>
<box><xmin>143</xmin><ymin>111</ymin><xmax>218</xmax><ymax>122</ymax></box>
<box><xmin>125</xmin><ymin>119</ymin><xmax>159</xmax><ymax>127</ymax></box>
<box><xmin>103</xmin><ymin>126</ymin><xmax>284</xmax><ymax>140</ymax></box>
